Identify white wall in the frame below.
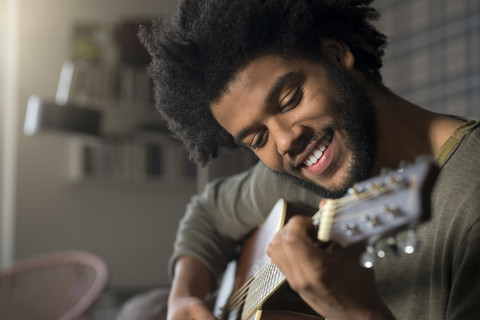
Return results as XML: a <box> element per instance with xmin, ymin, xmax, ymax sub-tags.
<box><xmin>11</xmin><ymin>0</ymin><xmax>196</xmax><ymax>287</ymax></box>
<box><xmin>1</xmin><ymin>0</ymin><xmax>20</xmax><ymax>269</ymax></box>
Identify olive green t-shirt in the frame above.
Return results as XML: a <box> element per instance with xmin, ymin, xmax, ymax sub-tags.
<box><xmin>375</xmin><ymin>120</ymin><xmax>480</xmax><ymax>319</ymax></box>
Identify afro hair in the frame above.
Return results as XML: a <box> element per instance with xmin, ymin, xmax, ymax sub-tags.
<box><xmin>139</xmin><ymin>0</ymin><xmax>387</xmax><ymax>165</ymax></box>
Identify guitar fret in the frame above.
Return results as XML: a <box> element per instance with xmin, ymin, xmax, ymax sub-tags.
<box><xmin>260</xmin><ymin>277</ymin><xmax>266</xmax><ymax>302</ymax></box>
<box><xmin>266</xmin><ymin>264</ymin><xmax>274</xmax><ymax>292</ymax></box>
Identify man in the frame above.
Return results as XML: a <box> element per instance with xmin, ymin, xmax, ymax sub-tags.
<box><xmin>139</xmin><ymin>0</ymin><xmax>480</xmax><ymax>319</ymax></box>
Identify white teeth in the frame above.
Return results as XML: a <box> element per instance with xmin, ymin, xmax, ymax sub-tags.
<box><xmin>313</xmin><ymin>149</ymin><xmax>323</xmax><ymax>158</ymax></box>
<box><xmin>321</xmin><ymin>135</ymin><xmax>331</xmax><ymax>145</ymax></box>
<box><xmin>303</xmin><ymin>134</ymin><xmax>333</xmax><ymax>167</ymax></box>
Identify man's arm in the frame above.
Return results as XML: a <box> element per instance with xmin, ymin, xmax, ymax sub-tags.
<box><xmin>167</xmin><ymin>256</ymin><xmax>217</xmax><ymax>320</ymax></box>
<box><xmin>167</xmin><ymin>162</ymin><xmax>323</xmax><ymax>319</ymax></box>
<box><xmin>168</xmin><ymin>162</ymin><xmax>322</xmax><ymax>282</ymax></box>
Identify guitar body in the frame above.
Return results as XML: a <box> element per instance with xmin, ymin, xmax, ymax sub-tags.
<box><xmin>215</xmin><ymin>199</ymin><xmax>324</xmax><ymax>320</ymax></box>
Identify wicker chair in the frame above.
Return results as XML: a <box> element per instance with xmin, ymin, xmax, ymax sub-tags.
<box><xmin>0</xmin><ymin>251</ymin><xmax>108</xmax><ymax>320</ymax></box>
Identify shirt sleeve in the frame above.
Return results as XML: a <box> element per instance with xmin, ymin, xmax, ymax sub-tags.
<box><xmin>446</xmin><ymin>182</ymin><xmax>480</xmax><ymax>319</ymax></box>
<box><xmin>168</xmin><ymin>161</ymin><xmax>322</xmax><ymax>282</ymax></box>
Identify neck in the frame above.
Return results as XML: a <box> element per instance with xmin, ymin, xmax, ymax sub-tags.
<box><xmin>369</xmin><ymin>88</ymin><xmax>464</xmax><ymax>175</ymax></box>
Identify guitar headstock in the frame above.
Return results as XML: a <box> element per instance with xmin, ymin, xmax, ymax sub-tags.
<box><xmin>314</xmin><ymin>156</ymin><xmax>439</xmax><ymax>267</ymax></box>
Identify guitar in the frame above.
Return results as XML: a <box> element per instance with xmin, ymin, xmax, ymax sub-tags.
<box><xmin>214</xmin><ymin>157</ymin><xmax>439</xmax><ymax>320</ymax></box>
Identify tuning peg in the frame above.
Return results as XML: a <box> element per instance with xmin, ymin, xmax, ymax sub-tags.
<box><xmin>376</xmin><ymin>237</ymin><xmax>399</xmax><ymax>258</ymax></box>
<box><xmin>397</xmin><ymin>230</ymin><xmax>419</xmax><ymax>254</ymax></box>
<box><xmin>348</xmin><ymin>183</ymin><xmax>366</xmax><ymax>195</ymax></box>
<box><xmin>398</xmin><ymin>160</ymin><xmax>411</xmax><ymax>171</ymax></box>
<box><xmin>383</xmin><ymin>205</ymin><xmax>401</xmax><ymax>219</ymax></box>
<box><xmin>360</xmin><ymin>245</ymin><xmax>377</xmax><ymax>268</ymax></box>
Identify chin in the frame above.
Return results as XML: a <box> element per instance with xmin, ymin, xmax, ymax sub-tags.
<box><xmin>272</xmin><ymin>168</ymin><xmax>351</xmax><ymax>199</ymax></box>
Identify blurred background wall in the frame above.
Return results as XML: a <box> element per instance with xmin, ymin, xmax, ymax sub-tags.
<box><xmin>0</xmin><ymin>0</ymin><xmax>479</xmax><ymax>301</ymax></box>
<box><xmin>1</xmin><ymin>0</ymin><xmax>190</xmax><ymax>291</ymax></box>
<box><xmin>377</xmin><ymin>0</ymin><xmax>479</xmax><ymax>117</ymax></box>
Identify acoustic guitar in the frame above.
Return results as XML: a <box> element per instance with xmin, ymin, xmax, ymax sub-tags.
<box><xmin>214</xmin><ymin>157</ymin><xmax>439</xmax><ymax>320</ymax></box>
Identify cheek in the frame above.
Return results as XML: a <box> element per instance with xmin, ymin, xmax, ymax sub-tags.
<box><xmin>255</xmin><ymin>148</ymin><xmax>284</xmax><ymax>170</ymax></box>
<box><xmin>306</xmin><ymin>89</ymin><xmax>333</xmax><ymax>115</ymax></box>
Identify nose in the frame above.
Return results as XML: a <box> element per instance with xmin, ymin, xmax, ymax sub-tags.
<box><xmin>269</xmin><ymin>116</ymin><xmax>305</xmax><ymax>156</ymax></box>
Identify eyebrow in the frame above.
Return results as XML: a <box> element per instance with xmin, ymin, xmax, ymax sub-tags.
<box><xmin>233</xmin><ymin>71</ymin><xmax>296</xmax><ymax>145</ymax></box>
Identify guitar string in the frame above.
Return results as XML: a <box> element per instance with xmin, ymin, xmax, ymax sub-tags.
<box><xmin>222</xmin><ymin>262</ymin><xmax>275</xmax><ymax>313</ymax></box>
<box><xmin>222</xmin><ymin>278</ymin><xmax>253</xmax><ymax>314</ymax></box>
<box><xmin>223</xmin><ymin>181</ymin><xmax>404</xmax><ymax>317</ymax></box>
<box><xmin>313</xmin><ymin>181</ymin><xmax>404</xmax><ymax>220</ymax></box>
<box><xmin>223</xmin><ymin>260</ymin><xmax>283</xmax><ymax>317</ymax></box>
<box><xmin>239</xmin><ymin>261</ymin><xmax>286</xmax><ymax>319</ymax></box>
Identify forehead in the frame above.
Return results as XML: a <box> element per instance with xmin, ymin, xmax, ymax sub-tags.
<box><xmin>231</xmin><ymin>54</ymin><xmax>304</xmax><ymax>87</ymax></box>
<box><xmin>214</xmin><ymin>54</ymin><xmax>306</xmax><ymax>107</ymax></box>
<box><xmin>210</xmin><ymin>54</ymin><xmax>299</xmax><ymax>131</ymax></box>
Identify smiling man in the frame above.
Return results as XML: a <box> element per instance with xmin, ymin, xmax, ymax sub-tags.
<box><xmin>139</xmin><ymin>0</ymin><xmax>480</xmax><ymax>319</ymax></box>
<box><xmin>210</xmin><ymin>51</ymin><xmax>378</xmax><ymax>199</ymax></box>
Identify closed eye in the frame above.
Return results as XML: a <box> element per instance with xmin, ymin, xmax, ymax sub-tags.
<box><xmin>251</xmin><ymin>129</ymin><xmax>268</xmax><ymax>150</ymax></box>
<box><xmin>281</xmin><ymin>87</ymin><xmax>303</xmax><ymax>112</ymax></box>
<box><xmin>250</xmin><ymin>87</ymin><xmax>302</xmax><ymax>150</ymax></box>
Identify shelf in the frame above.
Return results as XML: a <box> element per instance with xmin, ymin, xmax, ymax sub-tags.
<box><xmin>67</xmin><ymin>137</ymin><xmax>197</xmax><ymax>186</ymax></box>
<box><xmin>56</xmin><ymin>22</ymin><xmax>257</xmax><ymax>190</ymax></box>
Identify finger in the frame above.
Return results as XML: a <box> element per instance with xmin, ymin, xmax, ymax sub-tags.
<box><xmin>191</xmin><ymin>301</ymin><xmax>218</xmax><ymax>320</ymax></box>
<box><xmin>169</xmin><ymin>299</ymin><xmax>218</xmax><ymax>320</ymax></box>
<box><xmin>330</xmin><ymin>241</ymin><xmax>366</xmax><ymax>262</ymax></box>
<box><xmin>284</xmin><ymin>215</ymin><xmax>316</xmax><ymax>234</ymax></box>
<box><xmin>318</xmin><ymin>198</ymin><xmax>327</xmax><ymax>209</ymax></box>
<box><xmin>268</xmin><ymin>215</ymin><xmax>313</xmax><ymax>256</ymax></box>
<box><xmin>324</xmin><ymin>241</ymin><xmax>336</xmax><ymax>255</ymax></box>
<box><xmin>268</xmin><ymin>216</ymin><xmax>329</xmax><ymax>280</ymax></box>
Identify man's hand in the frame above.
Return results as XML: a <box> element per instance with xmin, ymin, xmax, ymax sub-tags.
<box><xmin>266</xmin><ymin>215</ymin><xmax>394</xmax><ymax>320</ymax></box>
<box><xmin>167</xmin><ymin>296</ymin><xmax>217</xmax><ymax>320</ymax></box>
<box><xmin>167</xmin><ymin>256</ymin><xmax>219</xmax><ymax>320</ymax></box>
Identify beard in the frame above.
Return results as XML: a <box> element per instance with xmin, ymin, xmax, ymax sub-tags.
<box><xmin>273</xmin><ymin>61</ymin><xmax>378</xmax><ymax>199</ymax></box>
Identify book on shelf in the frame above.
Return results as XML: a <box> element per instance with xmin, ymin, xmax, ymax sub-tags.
<box><xmin>69</xmin><ymin>137</ymin><xmax>196</xmax><ymax>184</ymax></box>
<box><xmin>56</xmin><ymin>60</ymin><xmax>153</xmax><ymax>111</ymax></box>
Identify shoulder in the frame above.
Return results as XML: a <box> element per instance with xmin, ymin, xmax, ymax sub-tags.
<box><xmin>438</xmin><ymin>121</ymin><xmax>480</xmax><ymax>185</ymax></box>
<box><xmin>431</xmin><ymin>122</ymin><xmax>480</xmax><ymax>237</ymax></box>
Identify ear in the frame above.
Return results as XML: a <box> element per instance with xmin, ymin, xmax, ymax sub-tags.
<box><xmin>320</xmin><ymin>38</ymin><xmax>355</xmax><ymax>70</ymax></box>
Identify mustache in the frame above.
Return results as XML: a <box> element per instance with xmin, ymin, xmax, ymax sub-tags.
<box><xmin>286</xmin><ymin>134</ymin><xmax>311</xmax><ymax>168</ymax></box>
<box><xmin>287</xmin><ymin>125</ymin><xmax>335</xmax><ymax>169</ymax></box>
